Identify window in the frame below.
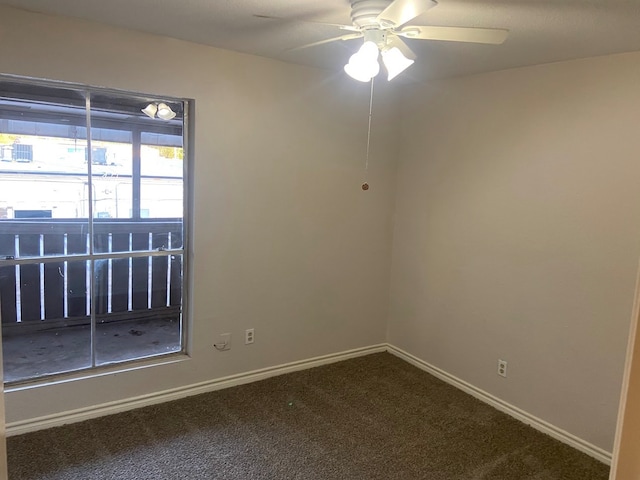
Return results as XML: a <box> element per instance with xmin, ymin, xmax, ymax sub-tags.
<box><xmin>0</xmin><ymin>77</ymin><xmax>190</xmax><ymax>383</ymax></box>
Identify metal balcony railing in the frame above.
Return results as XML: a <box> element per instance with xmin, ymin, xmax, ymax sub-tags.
<box><xmin>0</xmin><ymin>219</ymin><xmax>182</xmax><ymax>333</ymax></box>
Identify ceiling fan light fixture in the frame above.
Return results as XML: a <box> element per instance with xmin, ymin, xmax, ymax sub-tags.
<box><xmin>344</xmin><ymin>41</ymin><xmax>381</xmax><ymax>82</ymax></box>
<box><xmin>382</xmin><ymin>47</ymin><xmax>415</xmax><ymax>81</ymax></box>
<box><xmin>156</xmin><ymin>103</ymin><xmax>177</xmax><ymax>121</ymax></box>
<box><xmin>344</xmin><ymin>57</ymin><xmax>380</xmax><ymax>82</ymax></box>
<box><xmin>141</xmin><ymin>103</ymin><xmax>158</xmax><ymax>118</ymax></box>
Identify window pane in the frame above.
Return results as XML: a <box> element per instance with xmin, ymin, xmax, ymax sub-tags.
<box><xmin>1</xmin><ymin>78</ymin><xmax>187</xmax><ymax>384</ymax></box>
<box><xmin>90</xmin><ymin>136</ymin><xmax>133</xmax><ymax>220</ymax></box>
<box><xmin>140</xmin><ymin>144</ymin><xmax>183</xmax><ymax>178</ymax></box>
<box><xmin>90</xmin><ymin>94</ymin><xmax>184</xmax><ymax>254</ymax></box>
<box><xmin>0</xmin><ymin>81</ymin><xmax>90</xmax><ymax>260</ymax></box>
<box><xmin>94</xmin><ymin>255</ymin><xmax>182</xmax><ymax>365</ymax></box>
<box><xmin>1</xmin><ymin>259</ymin><xmax>92</xmax><ymax>382</ymax></box>
<box><xmin>140</xmin><ymin>117</ymin><xmax>183</xmax><ymax>222</ymax></box>
<box><xmin>141</xmin><ymin>177</ymin><xmax>184</xmax><ymax>220</ymax></box>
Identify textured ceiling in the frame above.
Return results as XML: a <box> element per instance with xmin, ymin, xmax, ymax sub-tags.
<box><xmin>2</xmin><ymin>0</ymin><xmax>640</xmax><ymax>82</ymax></box>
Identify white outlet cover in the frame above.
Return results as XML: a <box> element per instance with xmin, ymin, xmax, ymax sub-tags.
<box><xmin>245</xmin><ymin>329</ymin><xmax>254</xmax><ymax>344</ymax></box>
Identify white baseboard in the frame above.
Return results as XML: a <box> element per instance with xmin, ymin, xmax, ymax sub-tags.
<box><xmin>6</xmin><ymin>344</ymin><xmax>387</xmax><ymax>437</ymax></box>
<box><xmin>387</xmin><ymin>344</ymin><xmax>612</xmax><ymax>465</ymax></box>
<box><xmin>6</xmin><ymin>342</ymin><xmax>613</xmax><ymax>466</ymax></box>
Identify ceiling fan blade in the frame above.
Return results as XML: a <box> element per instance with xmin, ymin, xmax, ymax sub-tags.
<box><xmin>253</xmin><ymin>14</ymin><xmax>360</xmax><ymax>32</ymax></box>
<box><xmin>376</xmin><ymin>0</ymin><xmax>437</xmax><ymax>28</ymax></box>
<box><xmin>289</xmin><ymin>33</ymin><xmax>363</xmax><ymax>51</ymax></box>
<box><xmin>398</xmin><ymin>25</ymin><xmax>509</xmax><ymax>44</ymax></box>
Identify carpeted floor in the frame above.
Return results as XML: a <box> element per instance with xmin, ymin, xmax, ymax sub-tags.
<box><xmin>7</xmin><ymin>353</ymin><xmax>610</xmax><ymax>479</ymax></box>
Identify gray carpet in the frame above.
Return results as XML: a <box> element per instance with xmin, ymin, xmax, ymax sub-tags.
<box><xmin>7</xmin><ymin>353</ymin><xmax>610</xmax><ymax>479</ymax></box>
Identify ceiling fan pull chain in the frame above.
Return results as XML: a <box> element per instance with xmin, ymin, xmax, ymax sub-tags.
<box><xmin>362</xmin><ymin>77</ymin><xmax>375</xmax><ymax>191</ymax></box>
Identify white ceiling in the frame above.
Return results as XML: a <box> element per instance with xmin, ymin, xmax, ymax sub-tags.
<box><xmin>2</xmin><ymin>0</ymin><xmax>640</xmax><ymax>82</ymax></box>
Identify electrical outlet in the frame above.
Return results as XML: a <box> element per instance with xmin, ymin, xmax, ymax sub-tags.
<box><xmin>214</xmin><ymin>333</ymin><xmax>231</xmax><ymax>351</ymax></box>
<box><xmin>497</xmin><ymin>359</ymin><xmax>507</xmax><ymax>378</ymax></box>
<box><xmin>245</xmin><ymin>328</ymin><xmax>254</xmax><ymax>345</ymax></box>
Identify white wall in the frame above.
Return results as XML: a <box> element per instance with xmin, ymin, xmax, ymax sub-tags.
<box><xmin>0</xmin><ymin>6</ymin><xmax>400</xmax><ymax>422</ymax></box>
<box><xmin>388</xmin><ymin>51</ymin><xmax>640</xmax><ymax>451</ymax></box>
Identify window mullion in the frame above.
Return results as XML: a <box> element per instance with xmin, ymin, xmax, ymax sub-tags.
<box><xmin>85</xmin><ymin>91</ymin><xmax>97</xmax><ymax>369</ymax></box>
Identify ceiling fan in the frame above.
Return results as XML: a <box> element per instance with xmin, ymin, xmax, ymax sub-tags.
<box><xmin>258</xmin><ymin>0</ymin><xmax>509</xmax><ymax>81</ymax></box>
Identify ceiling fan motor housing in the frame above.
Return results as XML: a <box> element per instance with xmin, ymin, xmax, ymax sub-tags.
<box><xmin>363</xmin><ymin>29</ymin><xmax>388</xmax><ymax>47</ymax></box>
<box><xmin>350</xmin><ymin>0</ymin><xmax>394</xmax><ymax>28</ymax></box>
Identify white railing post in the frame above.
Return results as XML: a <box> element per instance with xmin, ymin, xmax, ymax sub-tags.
<box><xmin>13</xmin><ymin>234</ymin><xmax>21</xmax><ymax>323</ymax></box>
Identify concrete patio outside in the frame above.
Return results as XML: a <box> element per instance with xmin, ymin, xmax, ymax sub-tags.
<box><xmin>2</xmin><ymin>317</ymin><xmax>181</xmax><ymax>383</ymax></box>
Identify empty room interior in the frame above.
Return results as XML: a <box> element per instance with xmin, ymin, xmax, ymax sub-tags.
<box><xmin>1</xmin><ymin>0</ymin><xmax>640</xmax><ymax>478</ymax></box>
